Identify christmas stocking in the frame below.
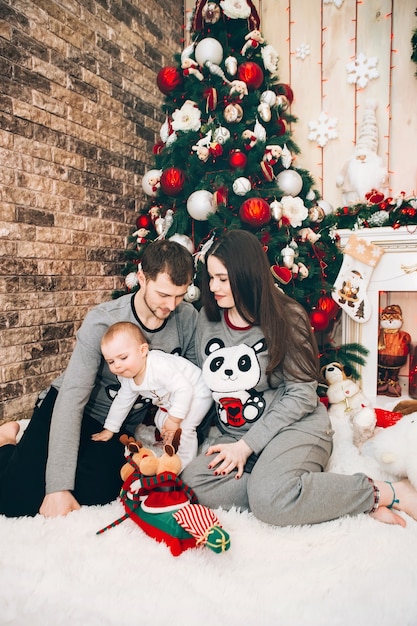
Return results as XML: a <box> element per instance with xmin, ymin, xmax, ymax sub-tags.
<box><xmin>332</xmin><ymin>234</ymin><xmax>384</xmax><ymax>323</ymax></box>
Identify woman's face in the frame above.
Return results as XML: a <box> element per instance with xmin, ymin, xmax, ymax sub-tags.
<box><xmin>207</xmin><ymin>255</ymin><xmax>235</xmax><ymax>309</ymax></box>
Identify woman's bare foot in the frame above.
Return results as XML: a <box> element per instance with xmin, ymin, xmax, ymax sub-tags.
<box><xmin>370</xmin><ymin>505</ymin><xmax>406</xmax><ymax>527</ymax></box>
<box><xmin>391</xmin><ymin>479</ymin><xmax>417</xmax><ymax>522</ymax></box>
<box><xmin>0</xmin><ymin>421</ymin><xmax>20</xmax><ymax>446</ymax></box>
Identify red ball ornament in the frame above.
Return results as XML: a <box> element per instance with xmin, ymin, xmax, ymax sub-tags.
<box><xmin>136</xmin><ymin>213</ymin><xmax>153</xmax><ymax>230</ymax></box>
<box><xmin>317</xmin><ymin>295</ymin><xmax>339</xmax><ymax>320</ymax></box>
<box><xmin>275</xmin><ymin>119</ymin><xmax>287</xmax><ymax>136</ymax></box>
<box><xmin>275</xmin><ymin>83</ymin><xmax>294</xmax><ymax>105</ymax></box>
<box><xmin>229</xmin><ymin>149</ymin><xmax>247</xmax><ymax>169</ymax></box>
<box><xmin>159</xmin><ymin>167</ymin><xmax>185</xmax><ymax>196</ymax></box>
<box><xmin>156</xmin><ymin>66</ymin><xmax>183</xmax><ymax>95</ymax></box>
<box><xmin>309</xmin><ymin>309</ymin><xmax>329</xmax><ymax>332</ymax></box>
<box><xmin>239</xmin><ymin>197</ymin><xmax>271</xmax><ymax>227</ymax></box>
<box><xmin>237</xmin><ymin>62</ymin><xmax>264</xmax><ymax>90</ymax></box>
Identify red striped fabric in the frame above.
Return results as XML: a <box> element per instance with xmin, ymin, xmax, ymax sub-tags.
<box><xmin>173</xmin><ymin>504</ymin><xmax>221</xmax><ymax>541</ymax></box>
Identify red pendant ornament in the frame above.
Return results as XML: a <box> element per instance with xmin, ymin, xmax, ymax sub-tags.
<box><xmin>156</xmin><ymin>67</ymin><xmax>183</xmax><ymax>95</ymax></box>
<box><xmin>237</xmin><ymin>62</ymin><xmax>264</xmax><ymax>90</ymax></box>
<box><xmin>228</xmin><ymin>149</ymin><xmax>247</xmax><ymax>169</ymax></box>
<box><xmin>203</xmin><ymin>87</ymin><xmax>218</xmax><ymax>111</ymax></box>
<box><xmin>239</xmin><ymin>197</ymin><xmax>271</xmax><ymax>227</ymax></box>
<box><xmin>153</xmin><ymin>141</ymin><xmax>165</xmax><ymax>155</ymax></box>
<box><xmin>136</xmin><ymin>213</ymin><xmax>153</xmax><ymax>230</ymax></box>
<box><xmin>160</xmin><ymin>167</ymin><xmax>186</xmax><ymax>196</ymax></box>
<box><xmin>213</xmin><ymin>186</ymin><xmax>228</xmax><ymax>209</ymax></box>
<box><xmin>309</xmin><ymin>309</ymin><xmax>329</xmax><ymax>332</ymax></box>
<box><xmin>270</xmin><ymin>265</ymin><xmax>292</xmax><ymax>285</ymax></box>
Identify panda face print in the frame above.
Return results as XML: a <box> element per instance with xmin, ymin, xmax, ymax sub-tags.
<box><xmin>202</xmin><ymin>338</ymin><xmax>267</xmax><ymax>427</ymax></box>
<box><xmin>203</xmin><ymin>340</ymin><xmax>264</xmax><ymax>393</ymax></box>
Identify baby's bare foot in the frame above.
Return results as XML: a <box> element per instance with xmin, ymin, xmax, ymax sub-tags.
<box><xmin>0</xmin><ymin>421</ymin><xmax>20</xmax><ymax>446</ymax></box>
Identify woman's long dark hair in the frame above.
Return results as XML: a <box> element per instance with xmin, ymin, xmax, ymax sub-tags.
<box><xmin>201</xmin><ymin>229</ymin><xmax>320</xmax><ymax>384</ymax></box>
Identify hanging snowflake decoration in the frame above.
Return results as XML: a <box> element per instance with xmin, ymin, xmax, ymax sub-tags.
<box><xmin>308</xmin><ymin>112</ymin><xmax>338</xmax><ymax>147</ymax></box>
<box><xmin>323</xmin><ymin>0</ymin><xmax>344</xmax><ymax>7</ymax></box>
<box><xmin>346</xmin><ymin>53</ymin><xmax>379</xmax><ymax>89</ymax></box>
<box><xmin>295</xmin><ymin>43</ymin><xmax>311</xmax><ymax>60</ymax></box>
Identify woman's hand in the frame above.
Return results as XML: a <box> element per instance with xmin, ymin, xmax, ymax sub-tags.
<box><xmin>39</xmin><ymin>491</ymin><xmax>81</xmax><ymax>518</ymax></box>
<box><xmin>206</xmin><ymin>439</ymin><xmax>253</xmax><ymax>479</ymax></box>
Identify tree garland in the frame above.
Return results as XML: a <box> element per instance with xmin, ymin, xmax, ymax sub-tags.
<box><xmin>323</xmin><ymin>191</ymin><xmax>417</xmax><ymax>232</ymax></box>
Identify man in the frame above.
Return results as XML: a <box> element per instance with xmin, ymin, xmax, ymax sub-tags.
<box><xmin>0</xmin><ymin>240</ymin><xmax>201</xmax><ymax>518</ymax></box>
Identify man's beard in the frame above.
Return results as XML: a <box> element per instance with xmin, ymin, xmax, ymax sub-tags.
<box><xmin>143</xmin><ymin>293</ymin><xmax>170</xmax><ymax>320</ymax></box>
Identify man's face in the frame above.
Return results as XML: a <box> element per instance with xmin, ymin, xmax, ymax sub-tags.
<box><xmin>138</xmin><ymin>271</ymin><xmax>190</xmax><ymax>320</ymax></box>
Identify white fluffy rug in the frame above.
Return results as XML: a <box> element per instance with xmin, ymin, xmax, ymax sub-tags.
<box><xmin>1</xmin><ymin>423</ymin><xmax>417</xmax><ymax>626</ymax></box>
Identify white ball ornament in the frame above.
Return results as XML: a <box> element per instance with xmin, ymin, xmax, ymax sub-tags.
<box><xmin>186</xmin><ymin>190</ymin><xmax>216</xmax><ymax>221</ymax></box>
<box><xmin>125</xmin><ymin>272</ymin><xmax>139</xmax><ymax>290</ymax></box>
<box><xmin>232</xmin><ymin>177</ymin><xmax>251</xmax><ymax>196</ymax></box>
<box><xmin>213</xmin><ymin>126</ymin><xmax>231</xmax><ymax>144</ymax></box>
<box><xmin>169</xmin><ymin>233</ymin><xmax>195</xmax><ymax>254</ymax></box>
<box><xmin>195</xmin><ymin>37</ymin><xmax>223</xmax><ymax>66</ymax></box>
<box><xmin>276</xmin><ymin>170</ymin><xmax>303</xmax><ymax>196</ymax></box>
<box><xmin>260</xmin><ymin>90</ymin><xmax>277</xmax><ymax>107</ymax></box>
<box><xmin>141</xmin><ymin>169</ymin><xmax>162</xmax><ymax>196</ymax></box>
<box><xmin>184</xmin><ymin>284</ymin><xmax>201</xmax><ymax>303</ymax></box>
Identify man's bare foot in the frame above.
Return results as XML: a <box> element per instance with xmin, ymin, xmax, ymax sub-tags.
<box><xmin>0</xmin><ymin>421</ymin><xmax>20</xmax><ymax>446</ymax></box>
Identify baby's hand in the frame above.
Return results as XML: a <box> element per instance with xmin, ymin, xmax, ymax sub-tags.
<box><xmin>161</xmin><ymin>416</ymin><xmax>181</xmax><ymax>445</ymax></box>
<box><xmin>91</xmin><ymin>429</ymin><xmax>114</xmax><ymax>442</ymax></box>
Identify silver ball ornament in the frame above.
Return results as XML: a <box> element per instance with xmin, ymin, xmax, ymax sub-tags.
<box><xmin>187</xmin><ymin>190</ymin><xmax>216</xmax><ymax>221</ymax></box>
<box><xmin>195</xmin><ymin>37</ymin><xmax>223</xmax><ymax>66</ymax></box>
<box><xmin>169</xmin><ymin>233</ymin><xmax>195</xmax><ymax>254</ymax></box>
<box><xmin>276</xmin><ymin>170</ymin><xmax>303</xmax><ymax>196</ymax></box>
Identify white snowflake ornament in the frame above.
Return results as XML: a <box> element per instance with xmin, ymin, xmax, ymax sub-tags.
<box><xmin>323</xmin><ymin>0</ymin><xmax>344</xmax><ymax>7</ymax></box>
<box><xmin>308</xmin><ymin>112</ymin><xmax>338</xmax><ymax>147</ymax></box>
<box><xmin>346</xmin><ymin>53</ymin><xmax>379</xmax><ymax>89</ymax></box>
<box><xmin>295</xmin><ymin>43</ymin><xmax>310</xmax><ymax>60</ymax></box>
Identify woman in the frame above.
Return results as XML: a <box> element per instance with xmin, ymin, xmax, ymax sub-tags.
<box><xmin>181</xmin><ymin>229</ymin><xmax>417</xmax><ymax>527</ymax></box>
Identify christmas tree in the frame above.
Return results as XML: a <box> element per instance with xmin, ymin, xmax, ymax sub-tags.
<box><xmin>116</xmin><ymin>0</ymin><xmax>343</xmax><ymax>335</ymax></box>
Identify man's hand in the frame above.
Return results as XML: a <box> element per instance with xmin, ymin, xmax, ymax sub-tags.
<box><xmin>206</xmin><ymin>439</ymin><xmax>253</xmax><ymax>479</ymax></box>
<box><xmin>39</xmin><ymin>490</ymin><xmax>81</xmax><ymax>518</ymax></box>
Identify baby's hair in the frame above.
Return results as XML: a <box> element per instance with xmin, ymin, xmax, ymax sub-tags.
<box><xmin>101</xmin><ymin>321</ymin><xmax>148</xmax><ymax>347</ymax></box>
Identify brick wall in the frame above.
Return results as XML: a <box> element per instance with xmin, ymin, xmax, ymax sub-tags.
<box><xmin>0</xmin><ymin>0</ymin><xmax>183</xmax><ymax>422</ymax></box>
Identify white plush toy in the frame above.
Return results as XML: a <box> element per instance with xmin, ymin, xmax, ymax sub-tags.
<box><xmin>362</xmin><ymin>413</ymin><xmax>417</xmax><ymax>489</ymax></box>
<box><xmin>336</xmin><ymin>100</ymin><xmax>388</xmax><ymax>205</ymax></box>
<box><xmin>322</xmin><ymin>362</ymin><xmax>376</xmax><ymax>447</ymax></box>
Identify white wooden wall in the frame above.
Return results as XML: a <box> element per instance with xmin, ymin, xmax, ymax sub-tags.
<box><xmin>184</xmin><ymin>0</ymin><xmax>417</xmax><ymax>208</ymax></box>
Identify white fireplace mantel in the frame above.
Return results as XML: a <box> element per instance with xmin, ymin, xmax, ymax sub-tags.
<box><xmin>337</xmin><ymin>226</ymin><xmax>417</xmax><ymax>401</ymax></box>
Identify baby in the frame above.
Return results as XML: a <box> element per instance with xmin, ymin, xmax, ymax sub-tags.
<box><xmin>92</xmin><ymin>322</ymin><xmax>213</xmax><ymax>471</ymax></box>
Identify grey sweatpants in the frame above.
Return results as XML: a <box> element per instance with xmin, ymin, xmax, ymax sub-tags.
<box><xmin>181</xmin><ymin>427</ymin><xmax>375</xmax><ymax>526</ymax></box>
